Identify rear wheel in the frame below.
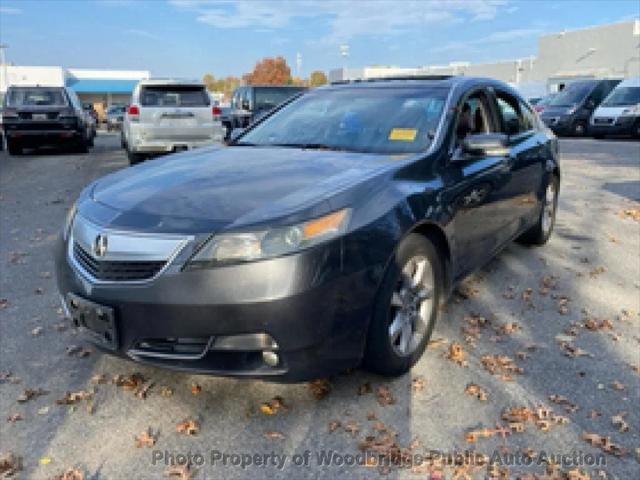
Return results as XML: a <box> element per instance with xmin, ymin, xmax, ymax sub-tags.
<box><xmin>7</xmin><ymin>139</ymin><xmax>22</xmax><ymax>156</ymax></box>
<box><xmin>517</xmin><ymin>175</ymin><xmax>559</xmax><ymax>246</ymax></box>
<box><xmin>127</xmin><ymin>148</ymin><xmax>144</xmax><ymax>165</ymax></box>
<box><xmin>363</xmin><ymin>233</ymin><xmax>443</xmax><ymax>377</ymax></box>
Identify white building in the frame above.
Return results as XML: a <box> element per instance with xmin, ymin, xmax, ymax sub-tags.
<box><xmin>0</xmin><ymin>65</ymin><xmax>149</xmax><ymax>118</ymax></box>
<box><xmin>329</xmin><ymin>19</ymin><xmax>640</xmax><ymax>96</ymax></box>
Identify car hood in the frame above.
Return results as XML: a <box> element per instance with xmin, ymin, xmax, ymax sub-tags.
<box><xmin>85</xmin><ymin>146</ymin><xmax>404</xmax><ymax>234</ymax></box>
<box><xmin>592</xmin><ymin>105</ymin><xmax>629</xmax><ymax>117</ymax></box>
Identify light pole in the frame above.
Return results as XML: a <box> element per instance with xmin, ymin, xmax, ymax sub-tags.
<box><xmin>339</xmin><ymin>44</ymin><xmax>349</xmax><ymax>80</ymax></box>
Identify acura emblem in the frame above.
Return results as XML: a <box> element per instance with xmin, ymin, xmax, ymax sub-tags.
<box><xmin>93</xmin><ymin>234</ymin><xmax>108</xmax><ymax>258</ymax></box>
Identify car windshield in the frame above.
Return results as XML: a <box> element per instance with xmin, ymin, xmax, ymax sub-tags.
<box><xmin>140</xmin><ymin>86</ymin><xmax>210</xmax><ymax>107</ymax></box>
<box><xmin>254</xmin><ymin>87</ymin><xmax>305</xmax><ymax>111</ymax></box>
<box><xmin>601</xmin><ymin>87</ymin><xmax>640</xmax><ymax>106</ymax></box>
<box><xmin>236</xmin><ymin>87</ymin><xmax>448</xmax><ymax>154</ymax></box>
<box><xmin>5</xmin><ymin>88</ymin><xmax>68</xmax><ymax>107</ymax></box>
<box><xmin>548</xmin><ymin>82</ymin><xmax>595</xmax><ymax>107</ymax></box>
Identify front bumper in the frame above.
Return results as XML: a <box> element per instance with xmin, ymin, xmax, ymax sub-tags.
<box><xmin>589</xmin><ymin>116</ymin><xmax>639</xmax><ymax>136</ymax></box>
<box><xmin>541</xmin><ymin>116</ymin><xmax>574</xmax><ymax>135</ymax></box>
<box><xmin>54</xmin><ymin>233</ymin><xmax>378</xmax><ymax>381</ymax></box>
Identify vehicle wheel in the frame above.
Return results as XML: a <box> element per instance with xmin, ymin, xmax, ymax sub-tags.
<box><xmin>75</xmin><ymin>136</ymin><xmax>89</xmax><ymax>154</ymax></box>
<box><xmin>7</xmin><ymin>139</ymin><xmax>22</xmax><ymax>156</ymax></box>
<box><xmin>127</xmin><ymin>148</ymin><xmax>144</xmax><ymax>165</ymax></box>
<box><xmin>363</xmin><ymin>233</ymin><xmax>443</xmax><ymax>377</ymax></box>
<box><xmin>120</xmin><ymin>133</ymin><xmax>126</xmax><ymax>149</ymax></box>
<box><xmin>517</xmin><ymin>175</ymin><xmax>559</xmax><ymax>246</ymax></box>
<box><xmin>573</xmin><ymin>121</ymin><xmax>587</xmax><ymax>137</ymax></box>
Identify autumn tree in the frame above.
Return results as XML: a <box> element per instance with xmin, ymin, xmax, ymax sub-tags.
<box><xmin>243</xmin><ymin>56</ymin><xmax>292</xmax><ymax>85</ymax></box>
<box><xmin>201</xmin><ymin>74</ymin><xmax>241</xmax><ymax>100</ymax></box>
<box><xmin>309</xmin><ymin>70</ymin><xmax>328</xmax><ymax>87</ymax></box>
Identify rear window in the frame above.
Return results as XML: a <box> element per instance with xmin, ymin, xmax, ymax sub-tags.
<box><xmin>5</xmin><ymin>88</ymin><xmax>68</xmax><ymax>107</ymax></box>
<box><xmin>140</xmin><ymin>85</ymin><xmax>210</xmax><ymax>107</ymax></box>
<box><xmin>254</xmin><ymin>87</ymin><xmax>306</xmax><ymax>111</ymax></box>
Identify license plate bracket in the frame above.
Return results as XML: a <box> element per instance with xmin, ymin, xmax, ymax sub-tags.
<box><xmin>32</xmin><ymin>113</ymin><xmax>47</xmax><ymax>121</ymax></box>
<box><xmin>67</xmin><ymin>293</ymin><xmax>118</xmax><ymax>350</ymax></box>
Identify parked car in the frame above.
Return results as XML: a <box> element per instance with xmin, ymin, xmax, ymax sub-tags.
<box><xmin>55</xmin><ymin>76</ymin><xmax>560</xmax><ymax>381</ymax></box>
<box><xmin>539</xmin><ymin>79</ymin><xmax>621</xmax><ymax>136</ymax></box>
<box><xmin>532</xmin><ymin>93</ymin><xmax>557</xmax><ymax>113</ymax></box>
<box><xmin>2</xmin><ymin>86</ymin><xmax>95</xmax><ymax>155</ymax></box>
<box><xmin>224</xmin><ymin>85</ymin><xmax>307</xmax><ymax>137</ymax></box>
<box><xmin>105</xmin><ymin>104</ymin><xmax>126</xmax><ymax>131</ymax></box>
<box><xmin>122</xmin><ymin>79</ymin><xmax>225</xmax><ymax>164</ymax></box>
<box><xmin>590</xmin><ymin>77</ymin><xmax>640</xmax><ymax>139</ymax></box>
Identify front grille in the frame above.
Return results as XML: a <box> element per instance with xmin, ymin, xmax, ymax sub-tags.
<box><xmin>593</xmin><ymin>117</ymin><xmax>614</xmax><ymax>125</ymax></box>
<box><xmin>73</xmin><ymin>242</ymin><xmax>165</xmax><ymax>281</ymax></box>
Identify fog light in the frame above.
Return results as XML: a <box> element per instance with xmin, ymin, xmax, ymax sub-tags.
<box><xmin>262</xmin><ymin>351</ymin><xmax>279</xmax><ymax>367</ymax></box>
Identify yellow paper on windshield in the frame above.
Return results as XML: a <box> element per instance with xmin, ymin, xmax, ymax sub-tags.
<box><xmin>388</xmin><ymin>128</ymin><xmax>417</xmax><ymax>141</ymax></box>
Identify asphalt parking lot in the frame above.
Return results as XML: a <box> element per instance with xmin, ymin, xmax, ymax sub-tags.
<box><xmin>0</xmin><ymin>133</ymin><xmax>639</xmax><ymax>480</ymax></box>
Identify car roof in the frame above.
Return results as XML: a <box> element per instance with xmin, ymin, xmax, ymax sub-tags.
<box><xmin>137</xmin><ymin>78</ymin><xmax>205</xmax><ymax>87</ymax></box>
<box><xmin>325</xmin><ymin>75</ymin><xmax>511</xmax><ymax>91</ymax></box>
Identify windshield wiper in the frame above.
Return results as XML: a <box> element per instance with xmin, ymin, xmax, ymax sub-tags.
<box><xmin>232</xmin><ymin>141</ymin><xmax>259</xmax><ymax>147</ymax></box>
<box><xmin>268</xmin><ymin>143</ymin><xmax>348</xmax><ymax>151</ymax></box>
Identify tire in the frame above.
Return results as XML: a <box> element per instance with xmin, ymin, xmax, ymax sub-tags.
<box><xmin>120</xmin><ymin>132</ymin><xmax>126</xmax><ymax>149</ymax></box>
<box><xmin>7</xmin><ymin>139</ymin><xmax>22</xmax><ymax>156</ymax></box>
<box><xmin>363</xmin><ymin>233</ymin><xmax>444</xmax><ymax>377</ymax></box>
<box><xmin>75</xmin><ymin>136</ymin><xmax>89</xmax><ymax>154</ymax></box>
<box><xmin>517</xmin><ymin>175</ymin><xmax>559</xmax><ymax>246</ymax></box>
<box><xmin>573</xmin><ymin>121</ymin><xmax>587</xmax><ymax>137</ymax></box>
<box><xmin>127</xmin><ymin>148</ymin><xmax>144</xmax><ymax>165</ymax></box>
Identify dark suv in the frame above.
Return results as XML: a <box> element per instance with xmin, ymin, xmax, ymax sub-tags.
<box><xmin>2</xmin><ymin>86</ymin><xmax>95</xmax><ymax>155</ymax></box>
<box><xmin>55</xmin><ymin>76</ymin><xmax>559</xmax><ymax>381</ymax></box>
<box><xmin>539</xmin><ymin>79</ymin><xmax>620</xmax><ymax>136</ymax></box>
<box><xmin>224</xmin><ymin>85</ymin><xmax>307</xmax><ymax>135</ymax></box>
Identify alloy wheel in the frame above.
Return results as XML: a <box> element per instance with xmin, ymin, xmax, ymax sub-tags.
<box><xmin>388</xmin><ymin>255</ymin><xmax>434</xmax><ymax>357</ymax></box>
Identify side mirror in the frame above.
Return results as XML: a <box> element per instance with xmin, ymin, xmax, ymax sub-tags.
<box><xmin>241</xmin><ymin>100</ymin><xmax>250</xmax><ymax>110</ymax></box>
<box><xmin>455</xmin><ymin>133</ymin><xmax>509</xmax><ymax>161</ymax></box>
<box><xmin>505</xmin><ymin>117</ymin><xmax>520</xmax><ymax>135</ymax></box>
<box><xmin>229</xmin><ymin>128</ymin><xmax>245</xmax><ymax>142</ymax></box>
<box><xmin>585</xmin><ymin>99</ymin><xmax>596</xmax><ymax>110</ymax></box>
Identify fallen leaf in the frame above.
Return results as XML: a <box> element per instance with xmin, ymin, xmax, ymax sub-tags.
<box><xmin>411</xmin><ymin>376</ymin><xmax>426</xmax><ymax>393</ymax></box>
<box><xmin>308</xmin><ymin>378</ymin><xmax>330</xmax><ymax>400</ymax></box>
<box><xmin>6</xmin><ymin>413</ymin><xmax>22</xmax><ymax>423</ymax></box>
<box><xmin>190</xmin><ymin>383</ymin><xmax>201</xmax><ymax>395</ymax></box>
<box><xmin>56</xmin><ymin>390</ymin><xmax>93</xmax><ymax>405</ymax></box>
<box><xmin>480</xmin><ymin>355</ymin><xmax>523</xmax><ymax>380</ymax></box>
<box><xmin>135</xmin><ymin>428</ymin><xmax>158</xmax><ymax>448</ymax></box>
<box><xmin>160</xmin><ymin>386</ymin><xmax>174</xmax><ymax>397</ymax></box>
<box><xmin>611</xmin><ymin>412</ymin><xmax>629</xmax><ymax>432</ymax></box>
<box><xmin>52</xmin><ymin>468</ymin><xmax>85</xmax><ymax>480</ymax></box>
<box><xmin>376</xmin><ymin>385</ymin><xmax>396</xmax><ymax>406</ymax></box>
<box><xmin>464</xmin><ymin>383</ymin><xmax>488</xmax><ymax>401</ymax></box>
<box><xmin>344</xmin><ymin>421</ymin><xmax>359</xmax><ymax>437</ymax></box>
<box><xmin>17</xmin><ymin>387</ymin><xmax>48</xmax><ymax>403</ymax></box>
<box><xmin>445</xmin><ymin>342</ymin><xmax>468</xmax><ymax>367</ymax></box>
<box><xmin>259</xmin><ymin>396</ymin><xmax>288</xmax><ymax>415</ymax></box>
<box><xmin>90</xmin><ymin>374</ymin><xmax>107</xmax><ymax>384</ymax></box>
<box><xmin>0</xmin><ymin>452</ymin><xmax>23</xmax><ymax>477</ymax></box>
<box><xmin>31</xmin><ymin>326</ymin><xmax>43</xmax><ymax>336</ymax></box>
<box><xmin>358</xmin><ymin>382</ymin><xmax>372</xmax><ymax>395</ymax></box>
<box><xmin>39</xmin><ymin>457</ymin><xmax>51</xmax><ymax>465</ymax></box>
<box><xmin>113</xmin><ymin>373</ymin><xmax>145</xmax><ymax>390</ymax></box>
<box><xmin>328</xmin><ymin>420</ymin><xmax>341</xmax><ymax>432</ymax></box>
<box><xmin>176</xmin><ymin>418</ymin><xmax>199</xmax><ymax>436</ymax></box>
<box><xmin>165</xmin><ymin>463</ymin><xmax>195</xmax><ymax>480</ymax></box>
<box><xmin>611</xmin><ymin>381</ymin><xmax>625</xmax><ymax>391</ymax></box>
<box><xmin>38</xmin><ymin>406</ymin><xmax>50</xmax><ymax>415</ymax></box>
<box><xmin>263</xmin><ymin>430</ymin><xmax>285</xmax><ymax>440</ymax></box>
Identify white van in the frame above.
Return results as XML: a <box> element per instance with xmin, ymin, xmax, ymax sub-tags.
<box><xmin>122</xmin><ymin>79</ymin><xmax>225</xmax><ymax>164</ymax></box>
<box><xmin>590</xmin><ymin>77</ymin><xmax>640</xmax><ymax>138</ymax></box>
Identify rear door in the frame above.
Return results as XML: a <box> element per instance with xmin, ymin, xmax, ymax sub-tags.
<box><xmin>138</xmin><ymin>84</ymin><xmax>213</xmax><ymax>141</ymax></box>
<box><xmin>491</xmin><ymin>88</ymin><xmax>546</xmax><ymax>237</ymax></box>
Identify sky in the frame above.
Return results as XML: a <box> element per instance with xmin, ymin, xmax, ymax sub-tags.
<box><xmin>0</xmin><ymin>0</ymin><xmax>639</xmax><ymax>79</ymax></box>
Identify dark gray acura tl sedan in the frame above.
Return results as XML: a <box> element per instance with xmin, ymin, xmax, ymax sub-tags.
<box><xmin>55</xmin><ymin>76</ymin><xmax>560</xmax><ymax>381</ymax></box>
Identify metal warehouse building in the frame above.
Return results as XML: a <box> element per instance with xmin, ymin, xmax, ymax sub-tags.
<box><xmin>330</xmin><ymin>19</ymin><xmax>640</xmax><ymax>97</ymax></box>
<box><xmin>0</xmin><ymin>65</ymin><xmax>149</xmax><ymax>119</ymax></box>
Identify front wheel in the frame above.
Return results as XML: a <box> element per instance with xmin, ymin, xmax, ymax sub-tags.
<box><xmin>127</xmin><ymin>148</ymin><xmax>144</xmax><ymax>165</ymax></box>
<box><xmin>7</xmin><ymin>139</ymin><xmax>22</xmax><ymax>156</ymax></box>
<box><xmin>363</xmin><ymin>233</ymin><xmax>443</xmax><ymax>377</ymax></box>
<box><xmin>517</xmin><ymin>175</ymin><xmax>559</xmax><ymax>245</ymax></box>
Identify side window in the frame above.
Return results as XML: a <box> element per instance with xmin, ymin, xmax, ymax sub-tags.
<box><xmin>454</xmin><ymin>91</ymin><xmax>495</xmax><ymax>143</ymax></box>
<box><xmin>495</xmin><ymin>92</ymin><xmax>531</xmax><ymax>134</ymax></box>
<box><xmin>518</xmin><ymin>101</ymin><xmax>537</xmax><ymax>131</ymax></box>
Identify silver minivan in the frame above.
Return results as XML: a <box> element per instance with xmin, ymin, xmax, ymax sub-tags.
<box><xmin>122</xmin><ymin>79</ymin><xmax>224</xmax><ymax>164</ymax></box>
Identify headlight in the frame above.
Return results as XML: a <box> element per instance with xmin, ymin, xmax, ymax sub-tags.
<box><xmin>621</xmin><ymin>104</ymin><xmax>640</xmax><ymax>116</ymax></box>
<box><xmin>63</xmin><ymin>203</ymin><xmax>77</xmax><ymax>241</ymax></box>
<box><xmin>187</xmin><ymin>208</ymin><xmax>351</xmax><ymax>268</ymax></box>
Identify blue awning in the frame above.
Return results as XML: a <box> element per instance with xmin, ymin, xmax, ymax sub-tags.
<box><xmin>65</xmin><ymin>78</ymin><xmax>139</xmax><ymax>94</ymax></box>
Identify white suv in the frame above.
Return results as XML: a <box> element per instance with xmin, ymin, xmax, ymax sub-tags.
<box><xmin>122</xmin><ymin>79</ymin><xmax>224</xmax><ymax>164</ymax></box>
